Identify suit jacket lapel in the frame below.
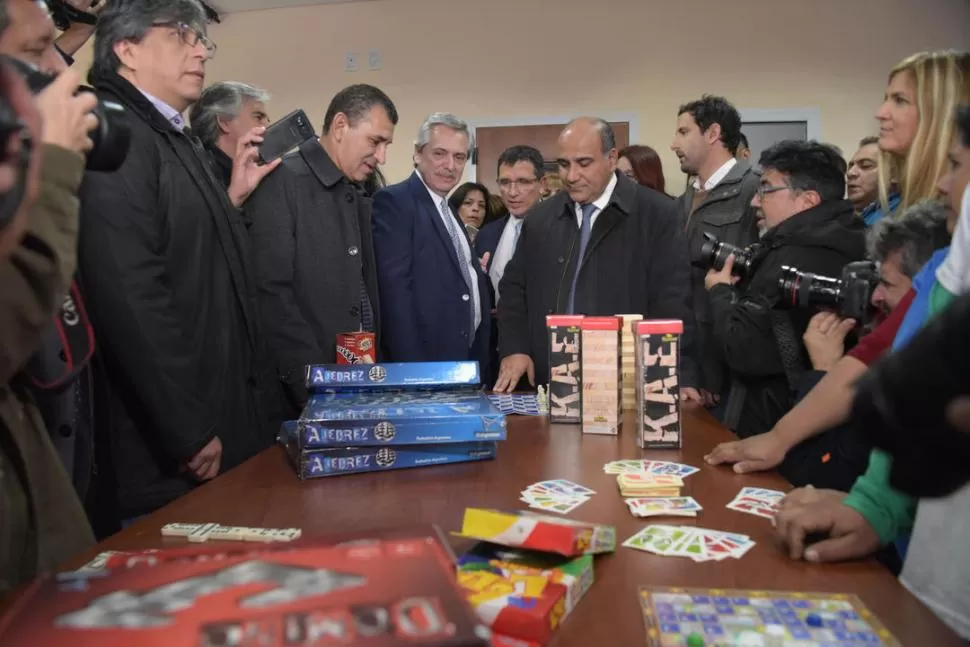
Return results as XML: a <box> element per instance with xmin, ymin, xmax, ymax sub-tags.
<box><xmin>408</xmin><ymin>173</ymin><xmax>464</xmax><ymax>276</ymax></box>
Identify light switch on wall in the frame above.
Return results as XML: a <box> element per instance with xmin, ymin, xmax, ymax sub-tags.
<box><xmin>345</xmin><ymin>52</ymin><xmax>359</xmax><ymax>72</ymax></box>
<box><xmin>368</xmin><ymin>49</ymin><xmax>381</xmax><ymax>71</ymax></box>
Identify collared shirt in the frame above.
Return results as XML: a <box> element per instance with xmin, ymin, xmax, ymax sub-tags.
<box><xmin>693</xmin><ymin>157</ymin><xmax>737</xmax><ymax>191</ymax></box>
<box><xmin>415</xmin><ymin>170</ymin><xmax>482</xmax><ymax>333</ymax></box>
<box><xmin>574</xmin><ymin>172</ymin><xmax>618</xmax><ymax>229</ymax></box>
<box><xmin>489</xmin><ymin>215</ymin><xmax>524</xmax><ymax>298</ymax></box>
<box><xmin>139</xmin><ymin>90</ymin><xmax>186</xmax><ymax>132</ymax></box>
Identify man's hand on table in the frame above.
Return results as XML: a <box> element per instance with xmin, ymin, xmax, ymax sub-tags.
<box><xmin>186</xmin><ymin>436</ymin><xmax>223</xmax><ymax>481</ymax></box>
<box><xmin>493</xmin><ymin>354</ymin><xmax>534</xmax><ymax>393</ymax></box>
<box><xmin>704</xmin><ymin>430</ymin><xmax>789</xmax><ymax>473</ymax></box>
<box><xmin>774</xmin><ymin>494</ymin><xmax>879</xmax><ymax>563</ymax></box>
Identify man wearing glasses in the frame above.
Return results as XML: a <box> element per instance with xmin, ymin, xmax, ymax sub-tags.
<box><xmin>703</xmin><ymin>140</ymin><xmax>867</xmax><ymax>440</ymax></box>
<box><xmin>77</xmin><ymin>0</ymin><xmax>278</xmax><ymax>523</ymax></box>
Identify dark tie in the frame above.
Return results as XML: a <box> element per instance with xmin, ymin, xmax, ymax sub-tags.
<box><xmin>566</xmin><ymin>203</ymin><xmax>596</xmax><ymax>314</ymax></box>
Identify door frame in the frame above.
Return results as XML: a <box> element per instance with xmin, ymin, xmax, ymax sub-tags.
<box><xmin>466</xmin><ymin>112</ymin><xmax>641</xmax><ymax>182</ymax></box>
<box><xmin>738</xmin><ymin>107</ymin><xmax>822</xmax><ymax>141</ymax></box>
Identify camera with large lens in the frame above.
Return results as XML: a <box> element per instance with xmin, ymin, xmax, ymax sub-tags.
<box><xmin>776</xmin><ymin>260</ymin><xmax>877</xmax><ymax>320</ymax></box>
<box><xmin>692</xmin><ymin>232</ymin><xmax>756</xmax><ymax>279</ymax></box>
<box><xmin>0</xmin><ymin>55</ymin><xmax>130</xmax><ymax>172</ymax></box>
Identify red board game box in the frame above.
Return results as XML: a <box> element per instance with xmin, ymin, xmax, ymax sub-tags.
<box><xmin>0</xmin><ymin>534</ymin><xmax>490</xmax><ymax>647</ymax></box>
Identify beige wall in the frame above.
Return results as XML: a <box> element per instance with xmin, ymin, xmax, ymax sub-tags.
<box><xmin>73</xmin><ymin>0</ymin><xmax>970</xmax><ymax>193</ymax></box>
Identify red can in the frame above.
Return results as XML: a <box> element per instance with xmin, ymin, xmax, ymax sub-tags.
<box><xmin>335</xmin><ymin>331</ymin><xmax>376</xmax><ymax>364</ymax></box>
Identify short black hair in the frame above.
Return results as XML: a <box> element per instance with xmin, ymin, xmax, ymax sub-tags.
<box><xmin>448</xmin><ymin>182</ymin><xmax>493</xmax><ymax>223</ymax></box>
<box><xmin>956</xmin><ymin>104</ymin><xmax>970</xmax><ymax>148</ymax></box>
<box><xmin>497</xmin><ymin>145</ymin><xmax>544</xmax><ymax>179</ymax></box>
<box><xmin>677</xmin><ymin>95</ymin><xmax>743</xmax><ymax>155</ymax></box>
<box><xmin>758</xmin><ymin>140</ymin><xmax>846</xmax><ymax>202</ymax></box>
<box><xmin>323</xmin><ymin>84</ymin><xmax>398</xmax><ymax>135</ymax></box>
<box><xmin>739</xmin><ymin>133</ymin><xmax>749</xmax><ymax>149</ymax></box>
<box><xmin>859</xmin><ymin>136</ymin><xmax>880</xmax><ymax>148</ymax></box>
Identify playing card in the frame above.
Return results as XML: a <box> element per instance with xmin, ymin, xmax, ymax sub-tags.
<box><xmin>646</xmin><ymin>461</ymin><xmax>700</xmax><ymax>478</ymax></box>
<box><xmin>622</xmin><ymin>524</ymin><xmax>690</xmax><ymax>555</ymax></box>
<box><xmin>531</xmin><ymin>479</ymin><xmax>596</xmax><ymax>496</ymax></box>
<box><xmin>738</xmin><ymin>486</ymin><xmax>785</xmax><ymax>502</ymax></box>
<box><xmin>623</xmin><ymin>525</ymin><xmax>755</xmax><ymax>560</ymax></box>
<box><xmin>625</xmin><ymin>496</ymin><xmax>701</xmax><ymax>517</ymax></box>
<box><xmin>726</xmin><ymin>495</ymin><xmax>778</xmax><ymax>520</ymax></box>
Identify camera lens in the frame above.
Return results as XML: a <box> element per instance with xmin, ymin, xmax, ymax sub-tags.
<box><xmin>777</xmin><ymin>266</ymin><xmax>842</xmax><ymax>309</ymax></box>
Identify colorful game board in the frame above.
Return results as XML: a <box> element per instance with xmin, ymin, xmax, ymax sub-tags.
<box><xmin>639</xmin><ymin>587</ymin><xmax>901</xmax><ymax>646</ymax></box>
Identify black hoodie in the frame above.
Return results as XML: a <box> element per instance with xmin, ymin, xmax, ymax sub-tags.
<box><xmin>708</xmin><ymin>199</ymin><xmax>867</xmax><ymax>438</ymax></box>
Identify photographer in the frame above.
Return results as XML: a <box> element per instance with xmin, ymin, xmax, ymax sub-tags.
<box><xmin>703</xmin><ymin>140</ymin><xmax>867</xmax><ymax>439</ymax></box>
<box><xmin>0</xmin><ymin>61</ymin><xmax>102</xmax><ymax>593</ymax></box>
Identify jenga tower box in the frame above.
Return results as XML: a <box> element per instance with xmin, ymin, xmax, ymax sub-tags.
<box><xmin>635</xmin><ymin>319</ymin><xmax>683</xmax><ymax>449</ymax></box>
<box><xmin>580</xmin><ymin>316</ymin><xmax>622</xmax><ymax>435</ymax></box>
<box><xmin>617</xmin><ymin>314</ymin><xmax>643</xmax><ymax>410</ymax></box>
<box><xmin>547</xmin><ymin>315</ymin><xmax>584</xmax><ymax>423</ymax></box>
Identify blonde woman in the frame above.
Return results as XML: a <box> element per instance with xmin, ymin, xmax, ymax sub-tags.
<box><xmin>870</xmin><ymin>50</ymin><xmax>970</xmax><ymax>223</ymax></box>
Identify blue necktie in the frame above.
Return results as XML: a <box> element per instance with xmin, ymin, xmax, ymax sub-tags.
<box><xmin>566</xmin><ymin>203</ymin><xmax>596</xmax><ymax>314</ymax></box>
<box><xmin>441</xmin><ymin>200</ymin><xmax>477</xmax><ymax>342</ymax></box>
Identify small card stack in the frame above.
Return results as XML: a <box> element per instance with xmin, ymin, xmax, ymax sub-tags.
<box><xmin>547</xmin><ymin>315</ymin><xmax>584</xmax><ymax>423</ymax></box>
<box><xmin>520</xmin><ymin>480</ymin><xmax>594</xmax><ymax>515</ymax></box>
<box><xmin>634</xmin><ymin>320</ymin><xmax>683</xmax><ymax>449</ymax></box>
<box><xmin>726</xmin><ymin>487</ymin><xmax>786</xmax><ymax>519</ymax></box>
<box><xmin>624</xmin><ymin>496</ymin><xmax>702</xmax><ymax>518</ymax></box>
<box><xmin>623</xmin><ymin>525</ymin><xmax>756</xmax><ymax>562</ymax></box>
<box><xmin>581</xmin><ymin>316</ymin><xmax>622</xmax><ymax>435</ymax></box>
<box><xmin>618</xmin><ymin>314</ymin><xmax>643</xmax><ymax>410</ymax></box>
<box><xmin>603</xmin><ymin>459</ymin><xmax>699</xmax><ymax>478</ymax></box>
<box><xmin>617</xmin><ymin>473</ymin><xmax>683</xmax><ymax>497</ymax></box>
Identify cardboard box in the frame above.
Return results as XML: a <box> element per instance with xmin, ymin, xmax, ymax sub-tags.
<box><xmin>634</xmin><ymin>320</ymin><xmax>683</xmax><ymax>449</ymax></box>
<box><xmin>453</xmin><ymin>508</ymin><xmax>615</xmax><ymax>557</ymax></box>
<box><xmin>305</xmin><ymin>361</ymin><xmax>481</xmax><ymax>392</ymax></box>
<box><xmin>546</xmin><ymin>315</ymin><xmax>584</xmax><ymax>423</ymax></box>
<box><xmin>580</xmin><ymin>317</ymin><xmax>622</xmax><ymax>435</ymax></box>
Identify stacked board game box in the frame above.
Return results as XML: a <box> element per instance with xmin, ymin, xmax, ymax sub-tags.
<box><xmin>634</xmin><ymin>320</ymin><xmax>683</xmax><ymax>449</ymax></box>
<box><xmin>280</xmin><ymin>362</ymin><xmax>505</xmax><ymax>479</ymax></box>
<box><xmin>618</xmin><ymin>314</ymin><xmax>643</xmax><ymax>410</ymax></box>
<box><xmin>546</xmin><ymin>315</ymin><xmax>584</xmax><ymax>423</ymax></box>
<box><xmin>0</xmin><ymin>532</ymin><xmax>492</xmax><ymax>647</ymax></box>
<box><xmin>580</xmin><ymin>316</ymin><xmax>622</xmax><ymax>435</ymax></box>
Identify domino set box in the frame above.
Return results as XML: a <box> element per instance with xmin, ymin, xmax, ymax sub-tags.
<box><xmin>279</xmin><ymin>362</ymin><xmax>506</xmax><ymax>479</ymax></box>
<box><xmin>546</xmin><ymin>315</ymin><xmax>683</xmax><ymax>447</ymax></box>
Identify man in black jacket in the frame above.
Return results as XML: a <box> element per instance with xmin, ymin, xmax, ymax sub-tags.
<box><xmin>78</xmin><ymin>0</ymin><xmax>277</xmax><ymax>521</ymax></box>
<box><xmin>705</xmin><ymin>140</ymin><xmax>867</xmax><ymax>439</ymax></box>
<box><xmin>494</xmin><ymin>117</ymin><xmax>699</xmax><ymax>397</ymax></box>
<box><xmin>247</xmin><ymin>84</ymin><xmax>397</xmax><ymax>416</ymax></box>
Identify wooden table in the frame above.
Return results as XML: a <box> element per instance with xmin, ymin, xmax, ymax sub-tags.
<box><xmin>67</xmin><ymin>408</ymin><xmax>961</xmax><ymax>646</ymax></box>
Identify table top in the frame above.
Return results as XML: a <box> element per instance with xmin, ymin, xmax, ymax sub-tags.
<box><xmin>65</xmin><ymin>407</ymin><xmax>960</xmax><ymax>646</ymax></box>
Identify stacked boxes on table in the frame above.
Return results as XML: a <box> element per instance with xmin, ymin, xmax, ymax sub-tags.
<box><xmin>580</xmin><ymin>317</ymin><xmax>622</xmax><ymax>435</ymax></box>
<box><xmin>279</xmin><ymin>362</ymin><xmax>506</xmax><ymax>479</ymax></box>
<box><xmin>618</xmin><ymin>314</ymin><xmax>643</xmax><ymax>410</ymax></box>
<box><xmin>546</xmin><ymin>315</ymin><xmax>584</xmax><ymax>423</ymax></box>
<box><xmin>633</xmin><ymin>320</ymin><xmax>684</xmax><ymax>448</ymax></box>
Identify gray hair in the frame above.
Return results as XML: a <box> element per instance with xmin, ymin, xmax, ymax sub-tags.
<box><xmin>188</xmin><ymin>81</ymin><xmax>270</xmax><ymax>147</ymax></box>
<box><xmin>867</xmin><ymin>199</ymin><xmax>951</xmax><ymax>278</ymax></box>
<box><xmin>564</xmin><ymin>117</ymin><xmax>617</xmax><ymax>154</ymax></box>
<box><xmin>92</xmin><ymin>0</ymin><xmax>208</xmax><ymax>80</ymax></box>
<box><xmin>415</xmin><ymin>112</ymin><xmax>474</xmax><ymax>153</ymax></box>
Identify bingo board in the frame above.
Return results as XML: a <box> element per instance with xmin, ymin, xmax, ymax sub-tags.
<box><xmin>487</xmin><ymin>393</ymin><xmax>543</xmax><ymax>416</ymax></box>
<box><xmin>639</xmin><ymin>587</ymin><xmax>901</xmax><ymax>646</ymax></box>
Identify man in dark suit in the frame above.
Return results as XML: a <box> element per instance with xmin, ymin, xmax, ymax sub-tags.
<box><xmin>247</xmin><ymin>84</ymin><xmax>398</xmax><ymax>416</ymax></box>
<box><xmin>372</xmin><ymin>113</ymin><xmax>492</xmax><ymax>374</ymax></box>
<box><xmin>493</xmin><ymin>117</ymin><xmax>700</xmax><ymax>401</ymax></box>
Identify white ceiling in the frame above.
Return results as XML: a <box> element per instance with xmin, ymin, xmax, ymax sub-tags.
<box><xmin>210</xmin><ymin>0</ymin><xmax>381</xmax><ymax>14</ymax></box>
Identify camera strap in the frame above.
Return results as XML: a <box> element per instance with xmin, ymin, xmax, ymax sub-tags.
<box><xmin>22</xmin><ymin>280</ymin><xmax>95</xmax><ymax>390</ymax></box>
<box><xmin>769</xmin><ymin>309</ymin><xmax>805</xmax><ymax>392</ymax></box>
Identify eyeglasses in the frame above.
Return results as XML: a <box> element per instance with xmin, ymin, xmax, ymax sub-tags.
<box><xmin>154</xmin><ymin>21</ymin><xmax>217</xmax><ymax>58</ymax></box>
<box><xmin>497</xmin><ymin>178</ymin><xmax>538</xmax><ymax>190</ymax></box>
<box><xmin>757</xmin><ymin>183</ymin><xmax>792</xmax><ymax>199</ymax></box>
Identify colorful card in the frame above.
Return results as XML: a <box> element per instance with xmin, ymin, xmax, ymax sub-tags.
<box><xmin>625</xmin><ymin>496</ymin><xmax>702</xmax><ymax>518</ymax></box>
<box><xmin>726</xmin><ymin>487</ymin><xmax>786</xmax><ymax>520</ymax></box>
<box><xmin>623</xmin><ymin>525</ymin><xmax>755</xmax><ymax>562</ymax></box>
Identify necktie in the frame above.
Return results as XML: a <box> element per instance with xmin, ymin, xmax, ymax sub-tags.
<box><xmin>511</xmin><ymin>217</ymin><xmax>523</xmax><ymax>250</ymax></box>
<box><xmin>566</xmin><ymin>203</ymin><xmax>596</xmax><ymax>314</ymax></box>
<box><xmin>441</xmin><ymin>200</ymin><xmax>477</xmax><ymax>340</ymax></box>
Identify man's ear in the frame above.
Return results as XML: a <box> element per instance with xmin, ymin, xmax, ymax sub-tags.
<box><xmin>216</xmin><ymin>115</ymin><xmax>231</xmax><ymax>135</ymax></box>
<box><xmin>113</xmin><ymin>40</ymin><xmax>138</xmax><ymax>71</ymax></box>
<box><xmin>705</xmin><ymin>123</ymin><xmax>722</xmax><ymax>147</ymax></box>
<box><xmin>800</xmin><ymin>190</ymin><xmax>823</xmax><ymax>209</ymax></box>
<box><xmin>330</xmin><ymin>112</ymin><xmax>348</xmax><ymax>142</ymax></box>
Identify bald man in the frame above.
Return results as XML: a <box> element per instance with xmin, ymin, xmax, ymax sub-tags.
<box><xmin>494</xmin><ymin>118</ymin><xmax>699</xmax><ymax>399</ymax></box>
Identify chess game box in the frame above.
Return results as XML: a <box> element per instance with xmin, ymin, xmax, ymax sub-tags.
<box><xmin>453</xmin><ymin>509</ymin><xmax>615</xmax><ymax>557</ymax></box>
<box><xmin>293</xmin><ymin>392</ymin><xmax>507</xmax><ymax>448</ymax></box>
<box><xmin>280</xmin><ymin>425</ymin><xmax>497</xmax><ymax>478</ymax></box>
<box><xmin>0</xmin><ymin>534</ymin><xmax>491</xmax><ymax>647</ymax></box>
<box><xmin>580</xmin><ymin>317</ymin><xmax>622</xmax><ymax>435</ymax></box>
<box><xmin>456</xmin><ymin>545</ymin><xmax>593</xmax><ymax>645</ymax></box>
<box><xmin>306</xmin><ymin>361</ymin><xmax>481</xmax><ymax>392</ymax></box>
<box><xmin>546</xmin><ymin>315</ymin><xmax>584</xmax><ymax>423</ymax></box>
<box><xmin>634</xmin><ymin>320</ymin><xmax>683</xmax><ymax>449</ymax></box>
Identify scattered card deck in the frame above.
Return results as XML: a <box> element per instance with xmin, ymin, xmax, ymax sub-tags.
<box><xmin>617</xmin><ymin>473</ymin><xmax>683</xmax><ymax>497</ymax></box>
<box><xmin>520</xmin><ymin>479</ymin><xmax>595</xmax><ymax>514</ymax></box>
<box><xmin>622</xmin><ymin>524</ymin><xmax>755</xmax><ymax>562</ymax></box>
<box><xmin>603</xmin><ymin>459</ymin><xmax>699</xmax><ymax>478</ymax></box>
<box><xmin>625</xmin><ymin>496</ymin><xmax>702</xmax><ymax>518</ymax></box>
<box><xmin>726</xmin><ymin>487</ymin><xmax>786</xmax><ymax>520</ymax></box>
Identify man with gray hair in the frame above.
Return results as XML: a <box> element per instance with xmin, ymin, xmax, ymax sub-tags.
<box><xmin>77</xmin><ymin>0</ymin><xmax>278</xmax><ymax>522</ymax></box>
<box><xmin>372</xmin><ymin>112</ymin><xmax>492</xmax><ymax>371</ymax></box>
<box><xmin>189</xmin><ymin>81</ymin><xmax>271</xmax><ymax>190</ymax></box>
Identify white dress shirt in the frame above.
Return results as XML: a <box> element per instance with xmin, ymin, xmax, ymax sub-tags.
<box><xmin>489</xmin><ymin>215</ymin><xmax>524</xmax><ymax>298</ymax></box>
<box><xmin>693</xmin><ymin>157</ymin><xmax>737</xmax><ymax>191</ymax></box>
<box><xmin>574</xmin><ymin>172</ymin><xmax>618</xmax><ymax>229</ymax></box>
<box><xmin>139</xmin><ymin>90</ymin><xmax>186</xmax><ymax>132</ymax></box>
<box><xmin>416</xmin><ymin>171</ymin><xmax>482</xmax><ymax>334</ymax></box>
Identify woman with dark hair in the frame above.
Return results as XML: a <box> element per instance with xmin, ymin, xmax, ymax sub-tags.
<box><xmin>617</xmin><ymin>145</ymin><xmax>671</xmax><ymax>196</ymax></box>
<box><xmin>449</xmin><ymin>182</ymin><xmax>493</xmax><ymax>243</ymax></box>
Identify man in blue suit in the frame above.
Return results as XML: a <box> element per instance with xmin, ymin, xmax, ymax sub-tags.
<box><xmin>372</xmin><ymin>113</ymin><xmax>492</xmax><ymax>374</ymax></box>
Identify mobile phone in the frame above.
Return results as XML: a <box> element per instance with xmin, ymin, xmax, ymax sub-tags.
<box><xmin>257</xmin><ymin>109</ymin><xmax>315</xmax><ymax>165</ymax></box>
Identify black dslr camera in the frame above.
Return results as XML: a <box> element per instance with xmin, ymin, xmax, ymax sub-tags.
<box><xmin>776</xmin><ymin>261</ymin><xmax>878</xmax><ymax>321</ymax></box>
<box><xmin>691</xmin><ymin>232</ymin><xmax>757</xmax><ymax>279</ymax></box>
<box><xmin>1</xmin><ymin>55</ymin><xmax>130</xmax><ymax>172</ymax></box>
